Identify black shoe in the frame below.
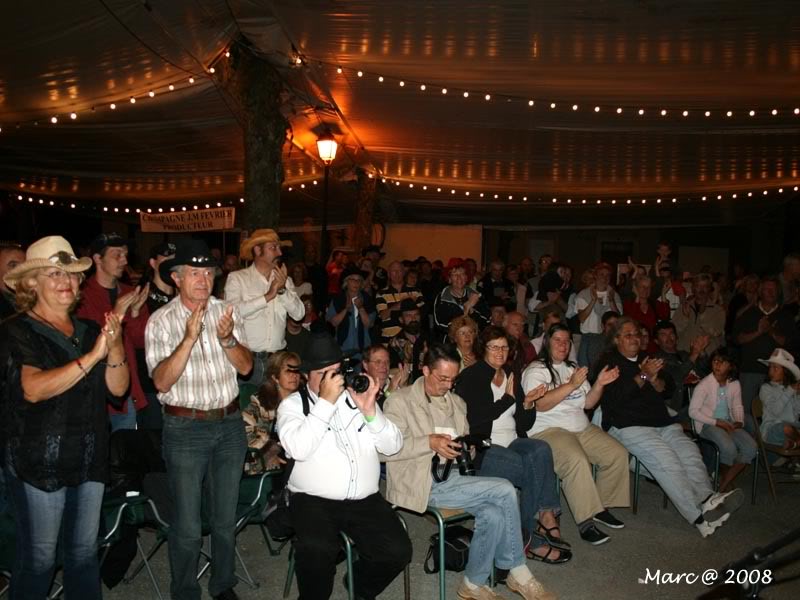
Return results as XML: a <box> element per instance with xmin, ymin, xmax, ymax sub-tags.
<box><xmin>494</xmin><ymin>567</ymin><xmax>509</xmax><ymax>586</ymax></box>
<box><xmin>212</xmin><ymin>589</ymin><xmax>239</xmax><ymax>600</ymax></box>
<box><xmin>343</xmin><ymin>574</ymin><xmax>375</xmax><ymax>600</ymax></box>
<box><xmin>579</xmin><ymin>524</ymin><xmax>610</xmax><ymax>545</ymax></box>
<box><xmin>593</xmin><ymin>509</ymin><xmax>625</xmax><ymax>529</ymax></box>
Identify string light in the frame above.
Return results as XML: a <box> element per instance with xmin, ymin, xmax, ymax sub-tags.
<box><xmin>70</xmin><ymin>113</ymin><xmax>77</xmax><ymax>120</ymax></box>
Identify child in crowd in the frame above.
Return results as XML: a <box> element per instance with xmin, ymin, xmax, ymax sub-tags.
<box><xmin>689</xmin><ymin>348</ymin><xmax>757</xmax><ymax>491</ymax></box>
<box><xmin>758</xmin><ymin>349</ymin><xmax>800</xmax><ymax>455</ymax></box>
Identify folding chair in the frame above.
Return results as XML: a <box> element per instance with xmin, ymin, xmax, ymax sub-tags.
<box><xmin>751</xmin><ymin>397</ymin><xmax>800</xmax><ymax>501</ymax></box>
<box><xmin>122</xmin><ymin>495</ymin><xmax>173</xmax><ymax>600</ymax></box>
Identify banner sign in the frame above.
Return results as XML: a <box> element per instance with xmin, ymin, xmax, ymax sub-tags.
<box><xmin>140</xmin><ymin>207</ymin><xmax>235</xmax><ymax>233</ymax></box>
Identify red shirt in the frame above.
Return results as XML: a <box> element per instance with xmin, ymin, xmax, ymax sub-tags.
<box><xmin>77</xmin><ymin>276</ymin><xmax>149</xmax><ymax>414</ymax></box>
<box><xmin>623</xmin><ymin>299</ymin><xmax>670</xmax><ymax>353</ymax></box>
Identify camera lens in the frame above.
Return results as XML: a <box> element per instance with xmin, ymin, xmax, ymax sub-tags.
<box><xmin>351</xmin><ymin>374</ymin><xmax>370</xmax><ymax>394</ymax></box>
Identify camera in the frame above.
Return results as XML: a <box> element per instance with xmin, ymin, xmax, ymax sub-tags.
<box><xmin>431</xmin><ymin>434</ymin><xmax>492</xmax><ymax>482</ymax></box>
<box><xmin>336</xmin><ymin>355</ymin><xmax>370</xmax><ymax>394</ymax></box>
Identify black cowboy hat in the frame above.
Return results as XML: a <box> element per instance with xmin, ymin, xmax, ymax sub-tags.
<box><xmin>339</xmin><ymin>264</ymin><xmax>369</xmax><ymax>288</ymax></box>
<box><xmin>158</xmin><ymin>239</ymin><xmax>220</xmax><ymax>284</ymax></box>
<box><xmin>361</xmin><ymin>244</ymin><xmax>386</xmax><ymax>258</ymax></box>
<box><xmin>299</xmin><ymin>332</ymin><xmax>344</xmax><ymax>372</ymax></box>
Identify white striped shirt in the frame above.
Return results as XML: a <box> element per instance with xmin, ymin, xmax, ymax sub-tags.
<box><xmin>145</xmin><ymin>296</ymin><xmax>246</xmax><ymax>410</ymax></box>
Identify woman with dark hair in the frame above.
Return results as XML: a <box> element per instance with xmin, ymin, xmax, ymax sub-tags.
<box><xmin>1</xmin><ymin>236</ymin><xmax>129</xmax><ymax>599</ymax></box>
<box><xmin>689</xmin><ymin>347</ymin><xmax>757</xmax><ymax>491</ymax></box>
<box><xmin>243</xmin><ymin>351</ymin><xmax>302</xmax><ymax>475</ymax></box>
<box><xmin>456</xmin><ymin>326</ymin><xmax>572</xmax><ymax>564</ymax></box>
<box><xmin>522</xmin><ymin>323</ymin><xmax>629</xmax><ymax>546</ymax></box>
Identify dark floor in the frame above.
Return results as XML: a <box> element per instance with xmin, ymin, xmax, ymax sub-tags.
<box><xmin>102</xmin><ymin>465</ymin><xmax>800</xmax><ymax>600</ymax></box>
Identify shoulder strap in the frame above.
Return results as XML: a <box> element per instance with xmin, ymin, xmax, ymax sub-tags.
<box><xmin>299</xmin><ymin>385</ymin><xmax>313</xmax><ymax>416</ymax></box>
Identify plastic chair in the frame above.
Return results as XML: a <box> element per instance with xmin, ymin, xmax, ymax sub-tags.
<box><xmin>751</xmin><ymin>397</ymin><xmax>800</xmax><ymax>501</ymax></box>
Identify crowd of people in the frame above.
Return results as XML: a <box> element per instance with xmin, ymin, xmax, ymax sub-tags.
<box><xmin>0</xmin><ymin>231</ymin><xmax>799</xmax><ymax>600</ymax></box>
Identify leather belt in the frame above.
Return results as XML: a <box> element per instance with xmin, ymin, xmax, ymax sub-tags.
<box><xmin>164</xmin><ymin>398</ymin><xmax>239</xmax><ymax>421</ymax></box>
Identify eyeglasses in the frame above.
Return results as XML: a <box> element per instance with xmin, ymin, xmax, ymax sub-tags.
<box><xmin>485</xmin><ymin>344</ymin><xmax>509</xmax><ymax>353</ymax></box>
<box><xmin>430</xmin><ymin>371</ymin><xmax>457</xmax><ymax>385</ymax></box>
<box><xmin>41</xmin><ymin>270</ymin><xmax>82</xmax><ymax>282</ymax></box>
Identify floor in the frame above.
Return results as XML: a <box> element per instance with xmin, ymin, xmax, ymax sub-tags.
<box><xmin>101</xmin><ymin>465</ymin><xmax>800</xmax><ymax>600</ymax></box>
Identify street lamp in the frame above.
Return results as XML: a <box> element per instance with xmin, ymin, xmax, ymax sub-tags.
<box><xmin>316</xmin><ymin>131</ymin><xmax>338</xmax><ymax>263</ymax></box>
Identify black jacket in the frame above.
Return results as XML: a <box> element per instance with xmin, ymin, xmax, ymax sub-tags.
<box><xmin>455</xmin><ymin>359</ymin><xmax>536</xmax><ymax>444</ymax></box>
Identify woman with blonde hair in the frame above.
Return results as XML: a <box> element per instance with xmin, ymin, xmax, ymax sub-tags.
<box><xmin>1</xmin><ymin>236</ymin><xmax>129</xmax><ymax>599</ymax></box>
<box><xmin>448</xmin><ymin>315</ymin><xmax>479</xmax><ymax>370</ymax></box>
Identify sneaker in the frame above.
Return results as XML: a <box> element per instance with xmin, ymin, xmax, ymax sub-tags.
<box><xmin>456</xmin><ymin>580</ymin><xmax>504</xmax><ymax>600</ymax></box>
<box><xmin>506</xmin><ymin>572</ymin><xmax>558</xmax><ymax>600</ymax></box>
<box><xmin>697</xmin><ymin>512</ymin><xmax>730</xmax><ymax>538</ymax></box>
<box><xmin>593</xmin><ymin>509</ymin><xmax>625</xmax><ymax>529</ymax></box>
<box><xmin>579</xmin><ymin>524</ymin><xmax>610</xmax><ymax>545</ymax></box>
<box><xmin>702</xmin><ymin>489</ymin><xmax>744</xmax><ymax>522</ymax></box>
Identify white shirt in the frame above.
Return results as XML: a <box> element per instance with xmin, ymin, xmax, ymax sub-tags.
<box><xmin>490</xmin><ymin>373</ymin><xmax>517</xmax><ymax>447</ymax></box>
<box><xmin>522</xmin><ymin>361</ymin><xmax>591</xmax><ymax>435</ymax></box>
<box><xmin>224</xmin><ymin>264</ymin><xmax>305</xmax><ymax>353</ymax></box>
<box><xmin>145</xmin><ymin>296</ymin><xmax>245</xmax><ymax>410</ymax></box>
<box><xmin>574</xmin><ymin>287</ymin><xmax>622</xmax><ymax>334</ymax></box>
<box><xmin>277</xmin><ymin>388</ymin><xmax>403</xmax><ymax>500</ymax></box>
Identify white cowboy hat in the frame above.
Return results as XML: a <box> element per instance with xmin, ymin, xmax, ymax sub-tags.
<box><xmin>758</xmin><ymin>348</ymin><xmax>800</xmax><ymax>381</ymax></box>
<box><xmin>3</xmin><ymin>236</ymin><xmax>92</xmax><ymax>290</ymax></box>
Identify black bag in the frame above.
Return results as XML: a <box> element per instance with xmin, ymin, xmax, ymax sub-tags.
<box><xmin>423</xmin><ymin>525</ymin><xmax>473</xmax><ymax>573</ymax></box>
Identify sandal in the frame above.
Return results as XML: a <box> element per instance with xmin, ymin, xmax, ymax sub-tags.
<box><xmin>536</xmin><ymin>519</ymin><xmax>571</xmax><ymax>550</ymax></box>
<box><xmin>526</xmin><ymin>543</ymin><xmax>573</xmax><ymax>564</ymax></box>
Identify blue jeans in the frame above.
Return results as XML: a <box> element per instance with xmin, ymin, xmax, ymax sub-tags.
<box><xmin>162</xmin><ymin>411</ymin><xmax>247</xmax><ymax>600</ymax></box>
<box><xmin>478</xmin><ymin>439</ymin><xmax>561</xmax><ymax>540</ymax></box>
<box><xmin>739</xmin><ymin>372</ymin><xmax>766</xmax><ymax>419</ymax></box>
<box><xmin>609</xmin><ymin>423</ymin><xmax>713</xmax><ymax>524</ymax></box>
<box><xmin>5</xmin><ymin>465</ymin><xmax>104</xmax><ymax>600</ymax></box>
<box><xmin>428</xmin><ymin>472</ymin><xmax>524</xmax><ymax>586</ymax></box>
<box><xmin>699</xmin><ymin>424</ymin><xmax>758</xmax><ymax>465</ymax></box>
<box><xmin>109</xmin><ymin>397</ymin><xmax>137</xmax><ymax>432</ymax></box>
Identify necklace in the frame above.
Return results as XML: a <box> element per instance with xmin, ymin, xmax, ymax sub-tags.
<box><xmin>29</xmin><ymin>309</ymin><xmax>80</xmax><ymax>349</ymax></box>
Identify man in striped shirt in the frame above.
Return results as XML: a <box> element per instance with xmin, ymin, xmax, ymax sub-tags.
<box><xmin>375</xmin><ymin>261</ymin><xmax>425</xmax><ymax>343</ymax></box>
<box><xmin>145</xmin><ymin>239</ymin><xmax>253</xmax><ymax>600</ymax></box>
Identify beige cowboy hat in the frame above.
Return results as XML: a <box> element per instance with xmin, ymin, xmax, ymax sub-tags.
<box><xmin>239</xmin><ymin>228</ymin><xmax>292</xmax><ymax>260</ymax></box>
<box><xmin>758</xmin><ymin>348</ymin><xmax>800</xmax><ymax>380</ymax></box>
<box><xmin>3</xmin><ymin>236</ymin><xmax>92</xmax><ymax>290</ymax></box>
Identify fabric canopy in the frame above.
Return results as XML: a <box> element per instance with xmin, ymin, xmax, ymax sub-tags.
<box><xmin>1</xmin><ymin>0</ymin><xmax>798</xmax><ymax>225</ymax></box>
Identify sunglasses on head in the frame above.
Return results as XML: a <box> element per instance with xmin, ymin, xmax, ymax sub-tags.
<box><xmin>49</xmin><ymin>251</ymin><xmax>79</xmax><ymax>265</ymax></box>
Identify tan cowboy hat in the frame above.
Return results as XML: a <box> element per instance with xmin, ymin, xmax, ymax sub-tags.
<box><xmin>758</xmin><ymin>348</ymin><xmax>800</xmax><ymax>380</ymax></box>
<box><xmin>239</xmin><ymin>228</ymin><xmax>292</xmax><ymax>260</ymax></box>
<box><xmin>3</xmin><ymin>236</ymin><xmax>92</xmax><ymax>289</ymax></box>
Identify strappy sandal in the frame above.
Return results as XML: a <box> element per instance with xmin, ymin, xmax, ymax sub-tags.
<box><xmin>526</xmin><ymin>542</ymin><xmax>573</xmax><ymax>564</ymax></box>
<box><xmin>536</xmin><ymin>519</ymin><xmax>571</xmax><ymax>550</ymax></box>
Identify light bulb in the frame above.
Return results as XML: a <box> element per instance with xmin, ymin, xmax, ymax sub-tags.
<box><xmin>528</xmin><ymin>100</ymin><xmax>534</xmax><ymax>106</ymax></box>
<box><xmin>442</xmin><ymin>88</ymin><xmax>447</xmax><ymax>94</ymax></box>
<box><xmin>336</xmin><ymin>67</ymin><xmax>342</xmax><ymax>74</ymax></box>
<box><xmin>378</xmin><ymin>76</ymin><xmax>384</xmax><ymax>82</ymax></box>
<box><xmin>130</xmin><ymin>97</ymin><xmax>136</xmax><ymax>104</ymax></box>
<box><xmin>485</xmin><ymin>94</ymin><xmax>491</xmax><ymax>101</ymax></box>
<box><xmin>148</xmin><ymin>91</ymin><xmax>155</xmax><ymax>97</ymax></box>
<box><xmin>616</xmin><ymin>107</ymin><xmax>622</xmax><ymax>114</ymax></box>
<box><xmin>749</xmin><ymin>110</ymin><xmax>755</xmax><ymax>116</ymax></box>
<box><xmin>660</xmin><ymin>109</ymin><xmax>667</xmax><ymax>116</ymax></box>
<box><xmin>682</xmin><ymin>110</ymin><xmax>689</xmax><ymax>117</ymax></box>
<box><xmin>572</xmin><ymin>104</ymin><xmax>578</xmax><ymax>111</ymax></box>
<box><xmin>225</xmin><ymin>51</ymin><xmax>230</xmax><ymax>58</ymax></box>
<box><xmin>463</xmin><ymin>91</ymin><xmax>469</xmax><ymax>98</ymax></box>
<box><xmin>357</xmin><ymin>71</ymin><xmax>363</xmax><ymax>77</ymax></box>
<box><xmin>594</xmin><ymin>106</ymin><xmax>600</xmax><ymax>112</ymax></box>
<box><xmin>399</xmin><ymin>81</ymin><xmax>404</xmax><ymax>86</ymax></box>
<box><xmin>771</xmin><ymin>109</ymin><xmax>778</xmax><ymax>115</ymax></box>
<box><xmin>209</xmin><ymin>67</ymin><xmax>216</xmax><ymax>73</ymax></box>
<box><xmin>189</xmin><ymin>77</ymin><xmax>195</xmax><ymax>83</ymax></box>
<box><xmin>550</xmin><ymin>102</ymin><xmax>556</xmax><ymax>109</ymax></box>
<box><xmin>168</xmin><ymin>84</ymin><xmax>174</xmax><ymax>91</ymax></box>
<box><xmin>726</xmin><ymin>111</ymin><xmax>733</xmax><ymax>117</ymax></box>
<box><xmin>420</xmin><ymin>84</ymin><xmax>426</xmax><ymax>90</ymax></box>
<box><xmin>50</xmin><ymin>116</ymin><xmax>58</xmax><ymax>123</ymax></box>
<box><xmin>638</xmin><ymin>109</ymin><xmax>644</xmax><ymax>115</ymax></box>
<box><xmin>70</xmin><ymin>113</ymin><xmax>77</xmax><ymax>120</ymax></box>
<box><xmin>705</xmin><ymin>111</ymin><xmax>711</xmax><ymax>117</ymax></box>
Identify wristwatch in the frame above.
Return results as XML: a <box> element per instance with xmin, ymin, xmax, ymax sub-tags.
<box><xmin>639</xmin><ymin>372</ymin><xmax>648</xmax><ymax>381</ymax></box>
<box><xmin>220</xmin><ymin>336</ymin><xmax>238</xmax><ymax>349</ymax></box>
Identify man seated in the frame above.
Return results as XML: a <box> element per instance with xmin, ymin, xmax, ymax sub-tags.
<box><xmin>652</xmin><ymin>320</ymin><xmax>709</xmax><ymax>412</ymax></box>
<box><xmin>489</xmin><ymin>297</ymin><xmax>508</xmax><ymax>327</ymax></box>
<box><xmin>597</xmin><ymin>317</ymin><xmax>743</xmax><ymax>537</ymax></box>
<box><xmin>362</xmin><ymin>344</ymin><xmax>410</xmax><ymax>408</ymax></box>
<box><xmin>382</xmin><ymin>344</ymin><xmax>556</xmax><ymax>600</ymax></box>
<box><xmin>388</xmin><ymin>298</ymin><xmax>429</xmax><ymax>382</ymax></box>
<box><xmin>277</xmin><ymin>333</ymin><xmax>411</xmax><ymax>600</ymax></box>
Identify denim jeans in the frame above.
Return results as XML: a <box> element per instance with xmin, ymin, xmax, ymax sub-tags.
<box><xmin>5</xmin><ymin>464</ymin><xmax>104</xmax><ymax>600</ymax></box>
<box><xmin>699</xmin><ymin>424</ymin><xmax>758</xmax><ymax>465</ymax></box>
<box><xmin>478</xmin><ymin>438</ymin><xmax>560</xmax><ymax>538</ymax></box>
<box><xmin>162</xmin><ymin>411</ymin><xmax>247</xmax><ymax>600</ymax></box>
<box><xmin>109</xmin><ymin>397</ymin><xmax>137</xmax><ymax>432</ymax></box>
<box><xmin>739</xmin><ymin>372</ymin><xmax>766</xmax><ymax>419</ymax></box>
<box><xmin>428</xmin><ymin>472</ymin><xmax>524</xmax><ymax>586</ymax></box>
<box><xmin>609</xmin><ymin>423</ymin><xmax>712</xmax><ymax>524</ymax></box>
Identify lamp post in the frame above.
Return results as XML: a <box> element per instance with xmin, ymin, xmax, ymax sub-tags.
<box><xmin>316</xmin><ymin>131</ymin><xmax>338</xmax><ymax>264</ymax></box>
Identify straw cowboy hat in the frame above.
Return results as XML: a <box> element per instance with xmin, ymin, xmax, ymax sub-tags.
<box><xmin>758</xmin><ymin>348</ymin><xmax>800</xmax><ymax>381</ymax></box>
<box><xmin>239</xmin><ymin>229</ymin><xmax>292</xmax><ymax>261</ymax></box>
<box><xmin>3</xmin><ymin>236</ymin><xmax>92</xmax><ymax>290</ymax></box>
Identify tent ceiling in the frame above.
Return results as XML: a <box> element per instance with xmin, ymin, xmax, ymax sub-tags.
<box><xmin>1</xmin><ymin>0</ymin><xmax>798</xmax><ymax>224</ymax></box>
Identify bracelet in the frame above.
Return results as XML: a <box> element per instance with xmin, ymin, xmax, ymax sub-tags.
<box><xmin>219</xmin><ymin>336</ymin><xmax>237</xmax><ymax>349</ymax></box>
<box><xmin>76</xmin><ymin>358</ymin><xmax>88</xmax><ymax>379</ymax></box>
<box><xmin>104</xmin><ymin>358</ymin><xmax>128</xmax><ymax>368</ymax></box>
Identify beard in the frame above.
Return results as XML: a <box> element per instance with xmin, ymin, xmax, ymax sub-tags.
<box><xmin>403</xmin><ymin>321</ymin><xmax>421</xmax><ymax>335</ymax></box>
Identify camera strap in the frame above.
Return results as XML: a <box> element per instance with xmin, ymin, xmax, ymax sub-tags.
<box><xmin>430</xmin><ymin>454</ymin><xmax>454</xmax><ymax>483</ymax></box>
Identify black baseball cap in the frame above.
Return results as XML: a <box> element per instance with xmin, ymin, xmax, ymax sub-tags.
<box><xmin>149</xmin><ymin>242</ymin><xmax>177</xmax><ymax>259</ymax></box>
<box><xmin>89</xmin><ymin>232</ymin><xmax>130</xmax><ymax>256</ymax></box>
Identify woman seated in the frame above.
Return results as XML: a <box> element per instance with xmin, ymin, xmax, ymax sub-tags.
<box><xmin>758</xmin><ymin>349</ymin><xmax>800</xmax><ymax>452</ymax></box>
<box><xmin>243</xmin><ymin>351</ymin><xmax>302</xmax><ymax>475</ymax></box>
<box><xmin>689</xmin><ymin>347</ymin><xmax>757</xmax><ymax>491</ymax></box>
<box><xmin>456</xmin><ymin>326</ymin><xmax>572</xmax><ymax>564</ymax></box>
<box><xmin>1</xmin><ymin>236</ymin><xmax>129</xmax><ymax>598</ymax></box>
<box><xmin>448</xmin><ymin>315</ymin><xmax>479</xmax><ymax>371</ymax></box>
<box><xmin>522</xmin><ymin>323</ymin><xmax>629</xmax><ymax>546</ymax></box>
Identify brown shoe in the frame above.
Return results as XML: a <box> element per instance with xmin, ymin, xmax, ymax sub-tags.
<box><xmin>506</xmin><ymin>572</ymin><xmax>557</xmax><ymax>600</ymax></box>
<box><xmin>456</xmin><ymin>579</ymin><xmax>504</xmax><ymax>600</ymax></box>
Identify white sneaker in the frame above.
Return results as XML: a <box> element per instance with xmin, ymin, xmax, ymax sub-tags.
<box><xmin>506</xmin><ymin>572</ymin><xmax>558</xmax><ymax>600</ymax></box>
<box><xmin>697</xmin><ymin>512</ymin><xmax>730</xmax><ymax>538</ymax></box>
<box><xmin>702</xmin><ymin>489</ymin><xmax>743</xmax><ymax>522</ymax></box>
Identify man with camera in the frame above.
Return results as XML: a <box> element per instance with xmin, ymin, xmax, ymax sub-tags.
<box><xmin>382</xmin><ymin>344</ymin><xmax>556</xmax><ymax>600</ymax></box>
<box><xmin>277</xmin><ymin>332</ymin><xmax>411</xmax><ymax>600</ymax></box>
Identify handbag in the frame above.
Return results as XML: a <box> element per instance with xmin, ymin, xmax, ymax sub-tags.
<box><xmin>423</xmin><ymin>525</ymin><xmax>473</xmax><ymax>573</ymax></box>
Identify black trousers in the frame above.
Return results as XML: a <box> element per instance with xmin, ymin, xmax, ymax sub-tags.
<box><xmin>290</xmin><ymin>492</ymin><xmax>412</xmax><ymax>600</ymax></box>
